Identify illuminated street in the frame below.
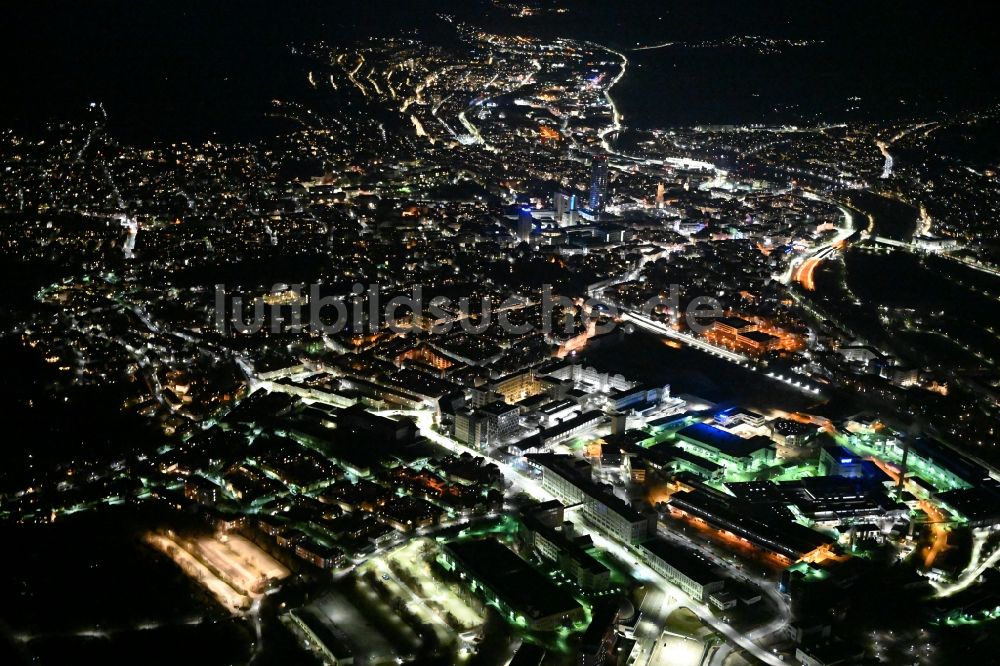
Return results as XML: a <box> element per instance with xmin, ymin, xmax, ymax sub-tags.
<box><xmin>3</xmin><ymin>3</ymin><xmax>1000</xmax><ymax>665</ymax></box>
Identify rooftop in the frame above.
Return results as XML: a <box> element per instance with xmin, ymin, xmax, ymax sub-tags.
<box><xmin>676</xmin><ymin>422</ymin><xmax>772</xmax><ymax>459</ymax></box>
<box><xmin>640</xmin><ymin>538</ymin><xmax>723</xmax><ymax>586</ymax></box>
<box><xmin>444</xmin><ymin>539</ymin><xmax>583</xmax><ymax>621</ymax></box>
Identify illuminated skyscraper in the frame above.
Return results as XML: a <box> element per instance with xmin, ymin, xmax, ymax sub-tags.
<box><xmin>588</xmin><ymin>155</ymin><xmax>609</xmax><ymax>212</ymax></box>
<box><xmin>554</xmin><ymin>189</ymin><xmax>578</xmax><ymax>226</ymax></box>
<box><xmin>517</xmin><ymin>205</ymin><xmax>534</xmax><ymax>242</ymax></box>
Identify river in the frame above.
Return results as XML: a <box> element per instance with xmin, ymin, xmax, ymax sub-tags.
<box><xmin>579</xmin><ymin>330</ymin><xmax>823</xmax><ymax>414</ymax></box>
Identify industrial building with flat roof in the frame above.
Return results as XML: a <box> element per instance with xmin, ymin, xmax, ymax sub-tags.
<box><xmin>537</xmin><ymin>410</ymin><xmax>605</xmax><ymax>447</ymax></box>
<box><xmin>667</xmin><ymin>486</ymin><xmax>837</xmax><ymax>563</ymax></box>
<box><xmin>639</xmin><ymin>538</ymin><xmax>725</xmax><ymax>601</ymax></box>
<box><xmin>674</xmin><ymin>422</ymin><xmax>774</xmax><ymax>471</ymax></box>
<box><xmin>938</xmin><ymin>482</ymin><xmax>1000</xmax><ymax>527</ymax></box>
<box><xmin>889</xmin><ymin>437</ymin><xmax>984</xmax><ymax>491</ymax></box>
<box><xmin>726</xmin><ymin>476</ymin><xmax>906</xmax><ymax>527</ymax></box>
<box><xmin>440</xmin><ymin>539</ymin><xmax>585</xmax><ymax>631</ymax></box>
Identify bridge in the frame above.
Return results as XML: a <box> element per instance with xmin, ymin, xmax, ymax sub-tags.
<box><xmin>620</xmin><ymin>309</ymin><xmax>748</xmax><ymax>363</ymax></box>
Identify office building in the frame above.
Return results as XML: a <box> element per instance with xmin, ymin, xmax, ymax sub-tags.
<box><xmin>519</xmin><ymin>502</ymin><xmax>612</xmax><ymax>590</ymax></box>
<box><xmin>714</xmin><ymin>408</ymin><xmax>766</xmax><ymax>429</ymax></box>
<box><xmin>554</xmin><ymin>189</ymin><xmax>578</xmax><ymax>226</ymax></box>
<box><xmin>537</xmin><ymin>398</ymin><xmax>580</xmax><ymax>427</ymax></box>
<box><xmin>489</xmin><ymin>369</ymin><xmax>544</xmax><ymax>404</ymax></box>
<box><xmin>609</xmin><ymin>382</ymin><xmax>670</xmax><ymax>412</ymax></box>
<box><xmin>480</xmin><ymin>401</ymin><xmax>520</xmax><ymax>441</ymax></box>
<box><xmin>455</xmin><ymin>408</ymin><xmax>489</xmax><ymax>449</ymax></box>
<box><xmin>455</xmin><ymin>401</ymin><xmax>519</xmax><ymax>448</ymax></box>
<box><xmin>537</xmin><ymin>410</ymin><xmax>605</xmax><ymax>448</ymax></box>
<box><xmin>525</xmin><ymin>453</ymin><xmax>653</xmax><ymax>543</ymax></box>
<box><xmin>517</xmin><ymin>205</ymin><xmax>534</xmax><ymax>242</ymax></box>
<box><xmin>709</xmin><ymin>317</ymin><xmax>780</xmax><ymax>356</ymax></box>
<box><xmin>818</xmin><ymin>445</ymin><xmax>864</xmax><ymax>478</ymax></box>
<box><xmin>335</xmin><ymin>403</ymin><xmax>418</xmax><ymax>445</ymax></box>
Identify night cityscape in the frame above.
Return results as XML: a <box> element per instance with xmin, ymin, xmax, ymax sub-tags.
<box><xmin>2</xmin><ymin>2</ymin><xmax>1000</xmax><ymax>665</ymax></box>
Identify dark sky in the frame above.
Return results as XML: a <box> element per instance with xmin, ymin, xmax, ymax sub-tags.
<box><xmin>2</xmin><ymin>0</ymin><xmax>997</xmax><ymax>139</ymax></box>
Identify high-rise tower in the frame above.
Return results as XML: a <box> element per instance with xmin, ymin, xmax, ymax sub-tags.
<box><xmin>554</xmin><ymin>189</ymin><xmax>578</xmax><ymax>226</ymax></box>
<box><xmin>588</xmin><ymin>155</ymin><xmax>609</xmax><ymax>213</ymax></box>
<box><xmin>516</xmin><ymin>205</ymin><xmax>534</xmax><ymax>242</ymax></box>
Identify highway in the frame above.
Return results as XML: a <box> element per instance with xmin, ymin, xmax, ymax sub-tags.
<box><xmin>781</xmin><ymin>198</ymin><xmax>857</xmax><ymax>289</ymax></box>
<box><xmin>591</xmin><ymin>42</ymin><xmax>627</xmax><ymax>154</ymax></box>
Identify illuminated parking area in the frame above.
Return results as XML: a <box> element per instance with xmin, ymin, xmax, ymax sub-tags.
<box><xmin>195</xmin><ymin>533</ymin><xmax>289</xmax><ymax>593</ymax></box>
<box><xmin>225</xmin><ymin>533</ymin><xmax>289</xmax><ymax>579</ymax></box>
<box><xmin>359</xmin><ymin>539</ymin><xmax>486</xmax><ymax>637</ymax></box>
<box><xmin>145</xmin><ymin>531</ymin><xmax>289</xmax><ymax>612</ymax></box>
<box><xmin>385</xmin><ymin>540</ymin><xmax>484</xmax><ymax>629</ymax></box>
<box><xmin>144</xmin><ymin>533</ymin><xmax>251</xmax><ymax>613</ymax></box>
<box><xmin>648</xmin><ymin>634</ymin><xmax>704</xmax><ymax>666</ymax></box>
